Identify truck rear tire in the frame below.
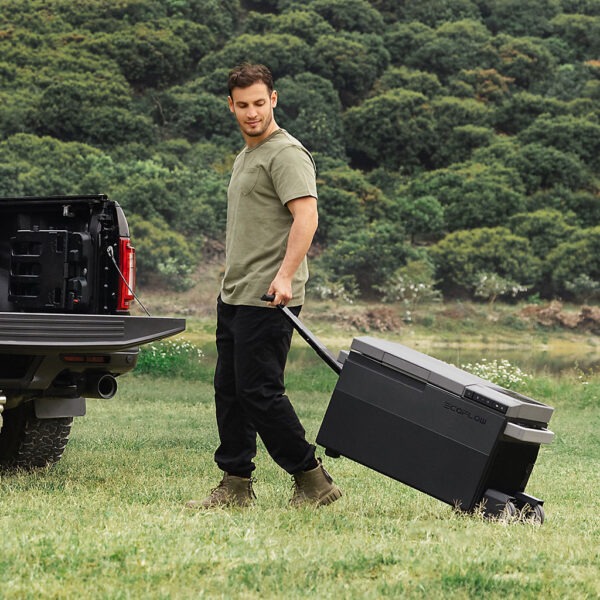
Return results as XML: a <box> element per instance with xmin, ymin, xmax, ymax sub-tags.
<box><xmin>0</xmin><ymin>402</ymin><xmax>73</xmax><ymax>470</ymax></box>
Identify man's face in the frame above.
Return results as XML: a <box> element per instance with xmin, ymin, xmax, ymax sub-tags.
<box><xmin>228</xmin><ymin>82</ymin><xmax>278</xmax><ymax>144</ymax></box>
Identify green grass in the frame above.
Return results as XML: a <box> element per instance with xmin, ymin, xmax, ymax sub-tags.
<box><xmin>1</xmin><ymin>356</ymin><xmax>599</xmax><ymax>599</ymax></box>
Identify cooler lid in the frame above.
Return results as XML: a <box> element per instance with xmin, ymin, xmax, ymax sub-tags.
<box><xmin>350</xmin><ymin>336</ymin><xmax>554</xmax><ymax>423</ymax></box>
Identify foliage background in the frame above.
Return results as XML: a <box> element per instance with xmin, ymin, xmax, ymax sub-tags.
<box><xmin>0</xmin><ymin>0</ymin><xmax>599</xmax><ymax>302</ymax></box>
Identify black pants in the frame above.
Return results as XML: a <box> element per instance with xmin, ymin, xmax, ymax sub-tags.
<box><xmin>213</xmin><ymin>297</ymin><xmax>316</xmax><ymax>477</ymax></box>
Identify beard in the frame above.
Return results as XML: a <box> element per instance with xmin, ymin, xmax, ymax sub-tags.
<box><xmin>241</xmin><ymin>111</ymin><xmax>273</xmax><ymax>138</ymax></box>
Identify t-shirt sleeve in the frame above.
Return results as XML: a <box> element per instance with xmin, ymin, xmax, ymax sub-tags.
<box><xmin>269</xmin><ymin>145</ymin><xmax>318</xmax><ymax>205</ymax></box>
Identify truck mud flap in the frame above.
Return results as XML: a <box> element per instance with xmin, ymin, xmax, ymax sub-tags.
<box><xmin>0</xmin><ymin>313</ymin><xmax>185</xmax><ymax>351</ymax></box>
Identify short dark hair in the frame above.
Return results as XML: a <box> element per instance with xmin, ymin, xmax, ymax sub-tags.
<box><xmin>228</xmin><ymin>63</ymin><xmax>274</xmax><ymax>97</ymax></box>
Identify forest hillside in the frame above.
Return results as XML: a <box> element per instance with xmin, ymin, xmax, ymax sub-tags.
<box><xmin>1</xmin><ymin>0</ymin><xmax>599</xmax><ymax>304</ymax></box>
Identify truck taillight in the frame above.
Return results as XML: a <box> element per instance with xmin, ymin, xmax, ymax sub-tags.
<box><xmin>117</xmin><ymin>238</ymin><xmax>136</xmax><ymax>311</ymax></box>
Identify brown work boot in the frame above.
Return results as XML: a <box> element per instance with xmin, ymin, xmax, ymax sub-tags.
<box><xmin>290</xmin><ymin>459</ymin><xmax>342</xmax><ymax>507</ymax></box>
<box><xmin>185</xmin><ymin>474</ymin><xmax>256</xmax><ymax>509</ymax></box>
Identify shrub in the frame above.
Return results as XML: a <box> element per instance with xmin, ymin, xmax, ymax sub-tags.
<box><xmin>460</xmin><ymin>359</ymin><xmax>532</xmax><ymax>390</ymax></box>
<box><xmin>136</xmin><ymin>340</ymin><xmax>205</xmax><ymax>378</ymax></box>
<box><xmin>406</xmin><ymin>162</ymin><xmax>526</xmax><ymax>231</ymax></box>
<box><xmin>430</xmin><ymin>227</ymin><xmax>541</xmax><ymax>296</ymax></box>
<box><xmin>549</xmin><ymin>226</ymin><xmax>600</xmax><ymax>296</ymax></box>
<box><xmin>306</xmin><ymin>273</ymin><xmax>359</xmax><ymax>304</ymax></box>
<box><xmin>508</xmin><ymin>209</ymin><xmax>576</xmax><ymax>258</ymax></box>
<box><xmin>472</xmin><ymin>271</ymin><xmax>529</xmax><ymax>307</ymax></box>
<box><xmin>564</xmin><ymin>274</ymin><xmax>600</xmax><ymax>303</ymax></box>
<box><xmin>375</xmin><ymin>259</ymin><xmax>441</xmax><ymax>308</ymax></box>
<box><xmin>127</xmin><ymin>214</ymin><xmax>197</xmax><ymax>289</ymax></box>
<box><xmin>318</xmin><ymin>221</ymin><xmax>417</xmax><ymax>296</ymax></box>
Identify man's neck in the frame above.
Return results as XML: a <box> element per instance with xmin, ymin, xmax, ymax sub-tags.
<box><xmin>244</xmin><ymin>123</ymin><xmax>280</xmax><ymax>148</ymax></box>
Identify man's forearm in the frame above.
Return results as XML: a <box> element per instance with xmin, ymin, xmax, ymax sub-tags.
<box><xmin>277</xmin><ymin>209</ymin><xmax>318</xmax><ymax>279</ymax></box>
<box><xmin>267</xmin><ymin>196</ymin><xmax>318</xmax><ymax>305</ymax></box>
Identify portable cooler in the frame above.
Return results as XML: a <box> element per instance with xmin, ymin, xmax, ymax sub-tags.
<box><xmin>261</xmin><ymin>295</ymin><xmax>555</xmax><ymax>522</ymax></box>
<box><xmin>315</xmin><ymin>336</ymin><xmax>554</xmax><ymax>520</ymax></box>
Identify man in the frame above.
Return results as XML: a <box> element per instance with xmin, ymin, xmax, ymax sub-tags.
<box><xmin>186</xmin><ymin>63</ymin><xmax>341</xmax><ymax>509</ymax></box>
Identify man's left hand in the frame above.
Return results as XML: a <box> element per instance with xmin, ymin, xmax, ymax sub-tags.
<box><xmin>266</xmin><ymin>276</ymin><xmax>293</xmax><ymax>306</ymax></box>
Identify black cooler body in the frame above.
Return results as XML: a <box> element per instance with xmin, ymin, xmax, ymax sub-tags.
<box><xmin>316</xmin><ymin>336</ymin><xmax>554</xmax><ymax>513</ymax></box>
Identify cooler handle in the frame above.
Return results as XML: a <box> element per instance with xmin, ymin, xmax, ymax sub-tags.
<box><xmin>504</xmin><ymin>422</ymin><xmax>555</xmax><ymax>445</ymax></box>
<box><xmin>261</xmin><ymin>294</ymin><xmax>342</xmax><ymax>375</ymax></box>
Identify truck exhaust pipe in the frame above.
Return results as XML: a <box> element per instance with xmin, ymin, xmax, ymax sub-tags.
<box><xmin>84</xmin><ymin>373</ymin><xmax>118</xmax><ymax>399</ymax></box>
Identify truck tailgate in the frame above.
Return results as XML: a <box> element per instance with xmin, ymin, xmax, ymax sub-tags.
<box><xmin>0</xmin><ymin>313</ymin><xmax>185</xmax><ymax>351</ymax></box>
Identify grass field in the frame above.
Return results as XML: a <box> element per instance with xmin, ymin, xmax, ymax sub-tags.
<box><xmin>1</xmin><ymin>344</ymin><xmax>599</xmax><ymax>598</ymax></box>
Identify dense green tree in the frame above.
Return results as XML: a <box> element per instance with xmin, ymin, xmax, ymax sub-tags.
<box><xmin>318</xmin><ymin>221</ymin><xmax>417</xmax><ymax>294</ymax></box>
<box><xmin>111</xmin><ymin>159</ymin><xmax>215</xmax><ymax>237</ymax></box>
<box><xmin>549</xmin><ymin>226</ymin><xmax>600</xmax><ymax>296</ymax></box>
<box><xmin>80</xmin><ymin>22</ymin><xmax>205</xmax><ymax>88</ymax></box>
<box><xmin>448</xmin><ymin>68</ymin><xmax>513</xmax><ymax>103</ymax></box>
<box><xmin>177</xmin><ymin>142</ymin><xmax>232</xmax><ymax>238</ymax></box>
<box><xmin>314</xmin><ymin>187</ymin><xmax>366</xmax><ymax>247</ymax></box>
<box><xmin>20</xmin><ymin>0</ymin><xmax>238</xmax><ymax>36</ymax></box>
<box><xmin>164</xmin><ymin>0</ymin><xmax>241</xmax><ymax>38</ymax></box>
<box><xmin>276</xmin><ymin>73</ymin><xmax>346</xmax><ymax>159</ymax></box>
<box><xmin>394</xmin><ymin>195</ymin><xmax>446</xmax><ymax>242</ymax></box>
<box><xmin>45</xmin><ymin>0</ymin><xmax>163</xmax><ymax>28</ymax></box>
<box><xmin>36</xmin><ymin>76</ymin><xmax>156</xmax><ymax>145</ymax></box>
<box><xmin>560</xmin><ymin>0</ymin><xmax>600</xmax><ymax>15</ymax></box>
<box><xmin>243</xmin><ymin>10</ymin><xmax>335</xmax><ymax>43</ymax></box>
<box><xmin>526</xmin><ymin>188</ymin><xmax>600</xmax><ymax>227</ymax></box>
<box><xmin>519</xmin><ymin>114</ymin><xmax>600</xmax><ymax>168</ymax></box>
<box><xmin>1</xmin><ymin>0</ymin><xmax>598</xmax><ymax>299</ymax></box>
<box><xmin>429</xmin><ymin>96</ymin><xmax>493</xmax><ymax>166</ymax></box>
<box><xmin>429</xmin><ymin>227</ymin><xmax>541</xmax><ymax>295</ymax></box>
<box><xmin>503</xmin><ymin>143</ymin><xmax>592</xmax><ymax>194</ymax></box>
<box><xmin>0</xmin><ymin>90</ymin><xmax>38</xmax><ymax>139</ymax></box>
<box><xmin>154</xmin><ymin>80</ymin><xmax>236</xmax><ymax>143</ymax></box>
<box><xmin>314</xmin><ymin>165</ymin><xmax>391</xmax><ymax>245</ymax></box>
<box><xmin>182</xmin><ymin>169</ymin><xmax>230</xmax><ymax>240</ymax></box>
<box><xmin>492</xmin><ymin>92</ymin><xmax>569</xmax><ymax>134</ymax></box>
<box><xmin>434</xmin><ymin>125</ymin><xmax>496</xmax><ymax>167</ymax></box>
<box><xmin>508</xmin><ymin>209</ymin><xmax>576</xmax><ymax>258</ymax></box>
<box><xmin>0</xmin><ymin>29</ymin><xmax>129</xmax><ymax>95</ymax></box>
<box><xmin>549</xmin><ymin>14</ymin><xmax>600</xmax><ymax>60</ymax></box>
<box><xmin>544</xmin><ymin>62</ymin><xmax>598</xmax><ymax>100</ymax></box>
<box><xmin>0</xmin><ymin>134</ymin><xmax>116</xmax><ymax>196</ymax></box>
<box><xmin>384</xmin><ymin>22</ymin><xmax>435</xmax><ymax>66</ymax></box>
<box><xmin>364</xmin><ymin>0</ymin><xmax>402</xmax><ymax>22</ymax></box>
<box><xmin>507</xmin><ymin>207</ymin><xmax>578</xmax><ymax>296</ymax></box>
<box><xmin>491</xmin><ymin>34</ymin><xmax>557</xmax><ymax>90</ymax></box>
<box><xmin>344</xmin><ymin>90</ymin><xmax>435</xmax><ymax>171</ymax></box>
<box><xmin>480</xmin><ymin>0</ymin><xmax>561</xmax><ymax>36</ymax></box>
<box><xmin>198</xmin><ymin>33</ymin><xmax>312</xmax><ymax>79</ymax></box>
<box><xmin>472</xmin><ymin>137</ymin><xmax>593</xmax><ymax>195</ymax></box>
<box><xmin>126</xmin><ymin>213</ymin><xmax>197</xmax><ymax>288</ymax></box>
<box><xmin>111</xmin><ymin>151</ymin><xmax>230</xmax><ymax>242</ymax></box>
<box><xmin>312</xmin><ymin>32</ymin><xmax>389</xmax><ymax>106</ymax></box>
<box><xmin>406</xmin><ymin>20</ymin><xmax>494</xmax><ymax>82</ymax></box>
<box><xmin>406</xmin><ymin>162</ymin><xmax>526</xmax><ymax>230</ymax></box>
<box><xmin>395</xmin><ymin>0</ymin><xmax>480</xmax><ymax>27</ymax></box>
<box><xmin>0</xmin><ymin>2</ymin><xmax>71</xmax><ymax>32</ymax></box>
<box><xmin>364</xmin><ymin>167</ymin><xmax>406</xmax><ymax>198</ymax></box>
<box><xmin>309</xmin><ymin>0</ymin><xmax>385</xmax><ymax>34</ymax></box>
<box><xmin>374</xmin><ymin>67</ymin><xmax>443</xmax><ymax>98</ymax></box>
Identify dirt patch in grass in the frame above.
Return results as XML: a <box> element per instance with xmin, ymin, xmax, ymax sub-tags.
<box><xmin>520</xmin><ymin>301</ymin><xmax>600</xmax><ymax>333</ymax></box>
<box><xmin>306</xmin><ymin>305</ymin><xmax>403</xmax><ymax>333</ymax></box>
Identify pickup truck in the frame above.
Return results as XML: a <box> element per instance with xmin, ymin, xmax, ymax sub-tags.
<box><xmin>0</xmin><ymin>194</ymin><xmax>185</xmax><ymax>470</ymax></box>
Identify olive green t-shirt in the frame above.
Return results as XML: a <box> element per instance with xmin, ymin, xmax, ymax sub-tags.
<box><xmin>221</xmin><ymin>129</ymin><xmax>318</xmax><ymax>307</ymax></box>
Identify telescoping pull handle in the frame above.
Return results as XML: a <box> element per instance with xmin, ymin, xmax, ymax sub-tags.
<box><xmin>260</xmin><ymin>294</ymin><xmax>343</xmax><ymax>375</ymax></box>
<box><xmin>260</xmin><ymin>293</ymin><xmax>280</xmax><ymax>305</ymax></box>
